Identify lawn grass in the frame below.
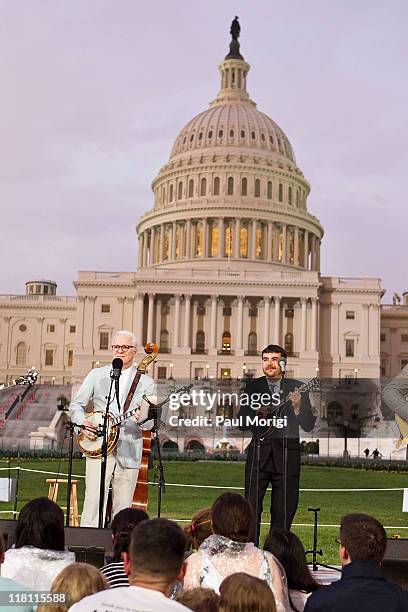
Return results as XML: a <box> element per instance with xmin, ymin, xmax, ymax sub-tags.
<box><xmin>1</xmin><ymin>458</ymin><xmax>407</xmax><ymax>564</ymax></box>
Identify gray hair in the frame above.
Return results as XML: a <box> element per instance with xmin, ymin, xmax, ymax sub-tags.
<box><xmin>112</xmin><ymin>330</ymin><xmax>138</xmax><ymax>347</ymax></box>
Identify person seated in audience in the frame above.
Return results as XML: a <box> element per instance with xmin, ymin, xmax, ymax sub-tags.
<box><xmin>1</xmin><ymin>498</ymin><xmax>75</xmax><ymax>591</ymax></box>
<box><xmin>264</xmin><ymin>529</ymin><xmax>320</xmax><ymax>611</ymax></box>
<box><xmin>37</xmin><ymin>563</ymin><xmax>108</xmax><ymax>612</ymax></box>
<box><xmin>304</xmin><ymin>513</ymin><xmax>408</xmax><ymax>612</ymax></box>
<box><xmin>183</xmin><ymin>507</ymin><xmax>212</xmax><ymax>553</ymax></box>
<box><xmin>219</xmin><ymin>572</ymin><xmax>277</xmax><ymax>612</ymax></box>
<box><xmin>176</xmin><ymin>587</ymin><xmax>220</xmax><ymax>611</ymax></box>
<box><xmin>100</xmin><ymin>507</ymin><xmax>148</xmax><ymax>588</ymax></box>
<box><xmin>0</xmin><ymin>532</ymin><xmax>36</xmax><ymax>612</ymax></box>
<box><xmin>70</xmin><ymin>518</ymin><xmax>190</xmax><ymax>611</ymax></box>
<box><xmin>183</xmin><ymin>493</ymin><xmax>289</xmax><ymax>611</ymax></box>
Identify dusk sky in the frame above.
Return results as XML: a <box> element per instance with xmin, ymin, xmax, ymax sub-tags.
<box><xmin>1</xmin><ymin>1</ymin><xmax>407</xmax><ymax>300</ymax></box>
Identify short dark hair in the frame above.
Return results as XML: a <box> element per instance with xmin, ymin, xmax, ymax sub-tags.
<box><xmin>15</xmin><ymin>497</ymin><xmax>65</xmax><ymax>551</ymax></box>
<box><xmin>339</xmin><ymin>514</ymin><xmax>387</xmax><ymax>563</ymax></box>
<box><xmin>111</xmin><ymin>508</ymin><xmax>149</xmax><ymax>562</ymax></box>
<box><xmin>176</xmin><ymin>587</ymin><xmax>220</xmax><ymax>612</ymax></box>
<box><xmin>262</xmin><ymin>344</ymin><xmax>287</xmax><ymax>359</ymax></box>
<box><xmin>211</xmin><ymin>493</ymin><xmax>254</xmax><ymax>543</ymax></box>
<box><xmin>129</xmin><ymin>518</ymin><xmax>186</xmax><ymax>582</ymax></box>
<box><xmin>220</xmin><ymin>572</ymin><xmax>276</xmax><ymax>612</ymax></box>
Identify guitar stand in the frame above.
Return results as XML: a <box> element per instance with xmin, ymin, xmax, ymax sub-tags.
<box><xmin>305</xmin><ymin>507</ymin><xmax>340</xmax><ymax>572</ymax></box>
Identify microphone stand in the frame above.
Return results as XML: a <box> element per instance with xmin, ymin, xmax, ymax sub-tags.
<box><xmin>280</xmin><ymin>368</ymin><xmax>288</xmax><ymax>531</ymax></box>
<box><xmin>98</xmin><ymin>377</ymin><xmax>115</xmax><ymax>529</ymax></box>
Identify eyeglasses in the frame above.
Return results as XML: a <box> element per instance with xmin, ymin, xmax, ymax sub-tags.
<box><xmin>112</xmin><ymin>345</ymin><xmax>135</xmax><ymax>352</ymax></box>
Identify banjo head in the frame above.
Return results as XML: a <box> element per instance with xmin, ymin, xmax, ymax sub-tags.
<box><xmin>76</xmin><ymin>412</ymin><xmax>119</xmax><ymax>458</ymax></box>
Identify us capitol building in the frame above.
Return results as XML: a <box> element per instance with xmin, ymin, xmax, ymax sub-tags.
<box><xmin>0</xmin><ymin>26</ymin><xmax>385</xmax><ymax>391</ymax></box>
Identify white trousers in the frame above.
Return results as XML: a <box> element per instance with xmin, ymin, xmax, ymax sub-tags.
<box><xmin>80</xmin><ymin>452</ymin><xmax>139</xmax><ymax>527</ymax></box>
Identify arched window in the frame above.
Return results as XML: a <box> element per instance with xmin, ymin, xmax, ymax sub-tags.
<box><xmin>227</xmin><ymin>177</ymin><xmax>234</xmax><ymax>195</ymax></box>
<box><xmin>163</xmin><ymin>228</ymin><xmax>170</xmax><ymax>260</ymax></box>
<box><xmin>198</xmin><ymin>132</ymin><xmax>203</xmax><ymax>140</ymax></box>
<box><xmin>16</xmin><ymin>342</ymin><xmax>27</xmax><ymax>366</ymax></box>
<box><xmin>229</xmin><ymin>129</ymin><xmax>234</xmax><ymax>138</ymax></box>
<box><xmin>160</xmin><ymin>330</ymin><xmax>169</xmax><ymax>352</ymax></box>
<box><xmin>241</xmin><ymin>177</ymin><xmax>247</xmax><ymax>196</ymax></box>
<box><xmin>188</xmin><ymin>179</ymin><xmax>194</xmax><ymax>198</ymax></box>
<box><xmin>240</xmin><ymin>130</ymin><xmax>245</xmax><ymax>138</ymax></box>
<box><xmin>200</xmin><ymin>177</ymin><xmax>207</xmax><ymax>196</ymax></box>
<box><xmin>251</xmin><ymin>131</ymin><xmax>256</xmax><ymax>140</ymax></box>
<box><xmin>255</xmin><ymin>179</ymin><xmax>261</xmax><ymax>198</ymax></box>
<box><xmin>162</xmin><ymin>186</ymin><xmax>166</xmax><ymax>204</ymax></box>
<box><xmin>169</xmin><ymin>184</ymin><xmax>174</xmax><ymax>202</ymax></box>
<box><xmin>196</xmin><ymin>223</ymin><xmax>203</xmax><ymax>257</ymax></box>
<box><xmin>278</xmin><ymin>183</ymin><xmax>283</xmax><ymax>202</ymax></box>
<box><xmin>211</xmin><ymin>225</ymin><xmax>219</xmax><ymax>257</ymax></box>
<box><xmin>218</xmin><ymin>129</ymin><xmax>223</xmax><ymax>138</ymax></box>
<box><xmin>222</xmin><ymin>331</ymin><xmax>231</xmax><ymax>353</ymax></box>
<box><xmin>248</xmin><ymin>332</ymin><xmax>257</xmax><ymax>355</ymax></box>
<box><xmin>208</xmin><ymin>130</ymin><xmax>213</xmax><ymax>139</ymax></box>
<box><xmin>177</xmin><ymin>182</ymin><xmax>183</xmax><ymax>200</ymax></box>
<box><xmin>213</xmin><ymin>176</ymin><xmax>220</xmax><ymax>196</ymax></box>
<box><xmin>261</xmin><ymin>133</ymin><xmax>265</xmax><ymax>141</ymax></box>
<box><xmin>288</xmin><ymin>186</ymin><xmax>292</xmax><ymax>205</ymax></box>
<box><xmin>196</xmin><ymin>330</ymin><xmax>205</xmax><ymax>352</ymax></box>
<box><xmin>267</xmin><ymin>181</ymin><xmax>272</xmax><ymax>199</ymax></box>
<box><xmin>284</xmin><ymin>332</ymin><xmax>294</xmax><ymax>356</ymax></box>
<box><xmin>256</xmin><ymin>226</ymin><xmax>263</xmax><ymax>258</ymax></box>
<box><xmin>240</xmin><ymin>226</ymin><xmax>248</xmax><ymax>258</ymax></box>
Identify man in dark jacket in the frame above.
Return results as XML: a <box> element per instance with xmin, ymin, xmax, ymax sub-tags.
<box><xmin>238</xmin><ymin>344</ymin><xmax>316</xmax><ymax>543</ymax></box>
<box><xmin>305</xmin><ymin>513</ymin><xmax>408</xmax><ymax>612</ymax></box>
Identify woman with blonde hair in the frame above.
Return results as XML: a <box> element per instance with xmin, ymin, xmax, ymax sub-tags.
<box><xmin>37</xmin><ymin>563</ymin><xmax>108</xmax><ymax>612</ymax></box>
<box><xmin>184</xmin><ymin>507</ymin><xmax>212</xmax><ymax>552</ymax></box>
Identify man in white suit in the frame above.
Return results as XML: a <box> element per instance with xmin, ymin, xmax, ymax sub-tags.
<box><xmin>69</xmin><ymin>330</ymin><xmax>155</xmax><ymax>527</ymax></box>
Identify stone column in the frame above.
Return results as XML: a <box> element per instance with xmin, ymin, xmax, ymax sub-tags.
<box><xmin>233</xmin><ymin>219</ymin><xmax>240</xmax><ymax>258</ymax></box>
<box><xmin>273</xmin><ymin>297</ymin><xmax>281</xmax><ymax>344</ymax></box>
<box><xmin>159</xmin><ymin>225</ymin><xmax>164</xmax><ymax>263</ymax></box>
<box><xmin>186</xmin><ymin>220</ymin><xmax>192</xmax><ymax>258</ymax></box>
<box><xmin>281</xmin><ymin>224</ymin><xmax>287</xmax><ymax>263</ymax></box>
<box><xmin>311</xmin><ymin>297</ymin><xmax>318</xmax><ymax>352</ymax></box>
<box><xmin>363</xmin><ymin>304</ymin><xmax>370</xmax><ymax>357</ymax></box>
<box><xmin>210</xmin><ymin>295</ymin><xmax>217</xmax><ymax>350</ymax></box>
<box><xmin>316</xmin><ymin>238</ymin><xmax>321</xmax><ymax>271</ymax></box>
<box><xmin>147</xmin><ymin>293</ymin><xmax>155</xmax><ymax>343</ymax></box>
<box><xmin>250</xmin><ymin>220</ymin><xmax>257</xmax><ymax>259</ymax></box>
<box><xmin>294</xmin><ymin>227</ymin><xmax>299</xmax><ymax>266</ymax></box>
<box><xmin>191</xmin><ymin>222</ymin><xmax>197</xmax><ymax>257</ymax></box>
<box><xmin>144</xmin><ymin>231</ymin><xmax>150</xmax><ymax>267</ymax></box>
<box><xmin>201</xmin><ymin>218</ymin><xmax>207</xmax><ymax>257</ymax></box>
<box><xmin>273</xmin><ymin>224</ymin><xmax>279</xmax><ymax>261</ymax></box>
<box><xmin>155</xmin><ymin>299</ymin><xmax>161</xmax><ymax>343</ymax></box>
<box><xmin>303</xmin><ymin>230</ymin><xmax>309</xmax><ymax>269</ymax></box>
<box><xmin>136</xmin><ymin>293</ymin><xmax>144</xmax><ymax>345</ymax></box>
<box><xmin>300</xmin><ymin>298</ymin><xmax>307</xmax><ymax>352</ymax></box>
<box><xmin>218</xmin><ymin>218</ymin><xmax>225</xmax><ymax>258</ymax></box>
<box><xmin>311</xmin><ymin>235</ymin><xmax>317</xmax><ymax>270</ymax></box>
<box><xmin>331</xmin><ymin>302</ymin><xmax>340</xmax><ymax>359</ymax></box>
<box><xmin>171</xmin><ymin>222</ymin><xmax>177</xmax><ymax>260</ymax></box>
<box><xmin>173</xmin><ymin>295</ymin><xmax>181</xmax><ymax>349</ymax></box>
<box><xmin>183</xmin><ymin>294</ymin><xmax>191</xmax><ymax>348</ymax></box>
<box><xmin>137</xmin><ymin>233</ymin><xmax>144</xmax><ymax>268</ymax></box>
<box><xmin>236</xmin><ymin>296</ymin><xmax>244</xmax><ymax>349</ymax></box>
<box><xmin>264</xmin><ymin>296</ymin><xmax>270</xmax><ymax>340</ymax></box>
<box><xmin>267</xmin><ymin>222</ymin><xmax>273</xmax><ymax>261</ymax></box>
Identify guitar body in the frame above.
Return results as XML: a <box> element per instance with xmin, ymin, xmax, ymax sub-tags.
<box><xmin>76</xmin><ymin>412</ymin><xmax>119</xmax><ymax>458</ymax></box>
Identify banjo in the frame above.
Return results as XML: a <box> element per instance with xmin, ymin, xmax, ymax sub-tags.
<box><xmin>76</xmin><ymin>343</ymin><xmax>159</xmax><ymax>458</ymax></box>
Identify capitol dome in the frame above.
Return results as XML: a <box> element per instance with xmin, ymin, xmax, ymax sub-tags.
<box><xmin>136</xmin><ymin>27</ymin><xmax>323</xmax><ymax>273</ymax></box>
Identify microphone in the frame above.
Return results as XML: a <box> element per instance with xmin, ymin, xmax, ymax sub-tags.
<box><xmin>111</xmin><ymin>358</ymin><xmax>123</xmax><ymax>403</ymax></box>
<box><xmin>279</xmin><ymin>358</ymin><xmax>286</xmax><ymax>373</ymax></box>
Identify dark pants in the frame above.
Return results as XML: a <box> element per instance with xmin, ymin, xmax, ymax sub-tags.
<box><xmin>245</xmin><ymin>450</ymin><xmax>299</xmax><ymax>545</ymax></box>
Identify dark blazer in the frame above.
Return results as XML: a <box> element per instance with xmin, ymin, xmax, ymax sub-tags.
<box><xmin>238</xmin><ymin>376</ymin><xmax>316</xmax><ymax>476</ymax></box>
<box><xmin>304</xmin><ymin>560</ymin><xmax>408</xmax><ymax>612</ymax></box>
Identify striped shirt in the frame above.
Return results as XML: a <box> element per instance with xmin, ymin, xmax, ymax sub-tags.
<box><xmin>100</xmin><ymin>561</ymin><xmax>129</xmax><ymax>588</ymax></box>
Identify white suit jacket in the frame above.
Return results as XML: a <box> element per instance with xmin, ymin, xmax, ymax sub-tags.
<box><xmin>69</xmin><ymin>364</ymin><xmax>155</xmax><ymax>468</ymax></box>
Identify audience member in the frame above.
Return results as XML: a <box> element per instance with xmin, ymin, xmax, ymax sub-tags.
<box><xmin>219</xmin><ymin>572</ymin><xmax>277</xmax><ymax>612</ymax></box>
<box><xmin>37</xmin><ymin>563</ymin><xmax>108</xmax><ymax>612</ymax></box>
<box><xmin>304</xmin><ymin>513</ymin><xmax>408</xmax><ymax>611</ymax></box>
<box><xmin>101</xmin><ymin>507</ymin><xmax>148</xmax><ymax>588</ymax></box>
<box><xmin>176</xmin><ymin>587</ymin><xmax>219</xmax><ymax>611</ymax></box>
<box><xmin>184</xmin><ymin>507</ymin><xmax>212</xmax><ymax>552</ymax></box>
<box><xmin>1</xmin><ymin>498</ymin><xmax>74</xmax><ymax>591</ymax></box>
<box><xmin>264</xmin><ymin>529</ymin><xmax>320</xmax><ymax>611</ymax></box>
<box><xmin>0</xmin><ymin>532</ymin><xmax>35</xmax><ymax>612</ymax></box>
<box><xmin>70</xmin><ymin>518</ymin><xmax>190</xmax><ymax>611</ymax></box>
<box><xmin>183</xmin><ymin>493</ymin><xmax>289</xmax><ymax>610</ymax></box>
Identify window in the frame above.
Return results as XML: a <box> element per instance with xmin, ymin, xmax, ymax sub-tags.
<box><xmin>251</xmin><ymin>131</ymin><xmax>256</xmax><ymax>140</ymax></box>
<box><xmin>380</xmin><ymin>333</ymin><xmax>386</xmax><ymax>342</ymax></box>
<box><xmin>223</xmin><ymin>307</ymin><xmax>232</xmax><ymax>316</ymax></box>
<box><xmin>227</xmin><ymin>177</ymin><xmax>234</xmax><ymax>195</ymax></box>
<box><xmin>194</xmin><ymin>367</ymin><xmax>204</xmax><ymax>379</ymax></box>
<box><xmin>248</xmin><ymin>332</ymin><xmax>257</xmax><ymax>354</ymax></box>
<box><xmin>285</xmin><ymin>309</ymin><xmax>294</xmax><ymax>318</ymax></box>
<box><xmin>288</xmin><ymin>186</ymin><xmax>292</xmax><ymax>204</ymax></box>
<box><xmin>47</xmin><ymin>324</ymin><xmax>55</xmax><ymax>333</ymax></box>
<box><xmin>267</xmin><ymin>181</ymin><xmax>272</xmax><ymax>199</ymax></box>
<box><xmin>188</xmin><ymin>179</ymin><xmax>194</xmax><ymax>198</ymax></box>
<box><xmin>196</xmin><ymin>330</ymin><xmax>205</xmax><ymax>352</ymax></box>
<box><xmin>218</xmin><ymin>129</ymin><xmax>223</xmax><ymax>138</ymax></box>
<box><xmin>169</xmin><ymin>184</ymin><xmax>173</xmax><ymax>201</ymax></box>
<box><xmin>99</xmin><ymin>332</ymin><xmax>109</xmax><ymax>350</ymax></box>
<box><xmin>222</xmin><ymin>331</ymin><xmax>231</xmax><ymax>353</ymax></box>
<box><xmin>269</xmin><ymin>134</ymin><xmax>274</xmax><ymax>144</ymax></box>
<box><xmin>345</xmin><ymin>339</ymin><xmax>355</xmax><ymax>357</ymax></box>
<box><xmin>241</xmin><ymin>177</ymin><xmax>247</xmax><ymax>196</ymax></box>
<box><xmin>402</xmin><ymin>334</ymin><xmax>408</xmax><ymax>342</ymax></box>
<box><xmin>261</xmin><ymin>133</ymin><xmax>265</xmax><ymax>141</ymax></box>
<box><xmin>200</xmin><ymin>178</ymin><xmax>207</xmax><ymax>196</ymax></box>
<box><xmin>69</xmin><ymin>325</ymin><xmax>76</xmax><ymax>333</ymax></box>
<box><xmin>190</xmin><ymin>134</ymin><xmax>194</xmax><ymax>142</ymax></box>
<box><xmin>278</xmin><ymin>183</ymin><xmax>283</xmax><ymax>202</ymax></box>
<box><xmin>380</xmin><ymin>359</ymin><xmax>387</xmax><ymax>377</ymax></box>
<box><xmin>255</xmin><ymin>179</ymin><xmax>260</xmax><ymax>198</ymax></box>
<box><xmin>16</xmin><ymin>342</ymin><xmax>27</xmax><ymax>366</ymax></box>
<box><xmin>240</xmin><ymin>130</ymin><xmax>245</xmax><ymax>138</ymax></box>
<box><xmin>68</xmin><ymin>350</ymin><xmax>73</xmax><ymax>367</ymax></box>
<box><xmin>346</xmin><ymin>311</ymin><xmax>355</xmax><ymax>320</ymax></box>
<box><xmin>177</xmin><ymin>181</ymin><xmax>183</xmax><ymax>200</ymax></box>
<box><xmin>157</xmin><ymin>366</ymin><xmax>167</xmax><ymax>380</ymax></box>
<box><xmin>197</xmin><ymin>306</ymin><xmax>206</xmax><ymax>315</ymax></box>
<box><xmin>19</xmin><ymin>324</ymin><xmax>27</xmax><ymax>332</ymax></box>
<box><xmin>213</xmin><ymin>177</ymin><xmax>220</xmax><ymax>196</ymax></box>
<box><xmin>229</xmin><ymin>129</ymin><xmax>234</xmax><ymax>138</ymax></box>
<box><xmin>284</xmin><ymin>332</ymin><xmax>294</xmax><ymax>355</ymax></box>
<box><xmin>249</xmin><ymin>308</ymin><xmax>258</xmax><ymax>317</ymax></box>
<box><xmin>208</xmin><ymin>130</ymin><xmax>213</xmax><ymax>139</ymax></box>
<box><xmin>45</xmin><ymin>349</ymin><xmax>54</xmax><ymax>366</ymax></box>
<box><xmin>401</xmin><ymin>360</ymin><xmax>408</xmax><ymax>369</ymax></box>
<box><xmin>43</xmin><ymin>285</ymin><xmax>49</xmax><ymax>295</ymax></box>
<box><xmin>101</xmin><ymin>304</ymin><xmax>110</xmax><ymax>313</ymax></box>
<box><xmin>160</xmin><ymin>330</ymin><xmax>169</xmax><ymax>352</ymax></box>
<box><xmin>198</xmin><ymin>132</ymin><xmax>203</xmax><ymax>140</ymax></box>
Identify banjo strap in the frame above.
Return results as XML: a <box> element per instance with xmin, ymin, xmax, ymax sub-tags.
<box><xmin>122</xmin><ymin>369</ymin><xmax>143</xmax><ymax>413</ymax></box>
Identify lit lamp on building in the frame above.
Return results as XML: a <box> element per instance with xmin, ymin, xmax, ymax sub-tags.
<box><xmin>52</xmin><ymin>376</ymin><xmax>55</xmax><ymax>386</ymax></box>
<box><xmin>242</xmin><ymin>363</ymin><xmax>247</xmax><ymax>378</ymax></box>
<box><xmin>354</xmin><ymin>368</ymin><xmax>358</xmax><ymax>384</ymax></box>
<box><xmin>169</xmin><ymin>362</ymin><xmax>174</xmax><ymax>379</ymax></box>
<box><xmin>206</xmin><ymin>363</ymin><xmax>210</xmax><ymax>378</ymax></box>
<box><xmin>95</xmin><ymin>361</ymin><xmax>100</xmax><ymax>368</ymax></box>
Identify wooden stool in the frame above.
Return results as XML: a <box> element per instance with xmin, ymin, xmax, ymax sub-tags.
<box><xmin>46</xmin><ymin>478</ymin><xmax>79</xmax><ymax>527</ymax></box>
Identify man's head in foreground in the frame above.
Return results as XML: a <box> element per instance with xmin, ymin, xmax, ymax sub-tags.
<box><xmin>338</xmin><ymin>513</ymin><xmax>387</xmax><ymax>566</ymax></box>
<box><xmin>124</xmin><ymin>518</ymin><xmax>187</xmax><ymax>596</ymax></box>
